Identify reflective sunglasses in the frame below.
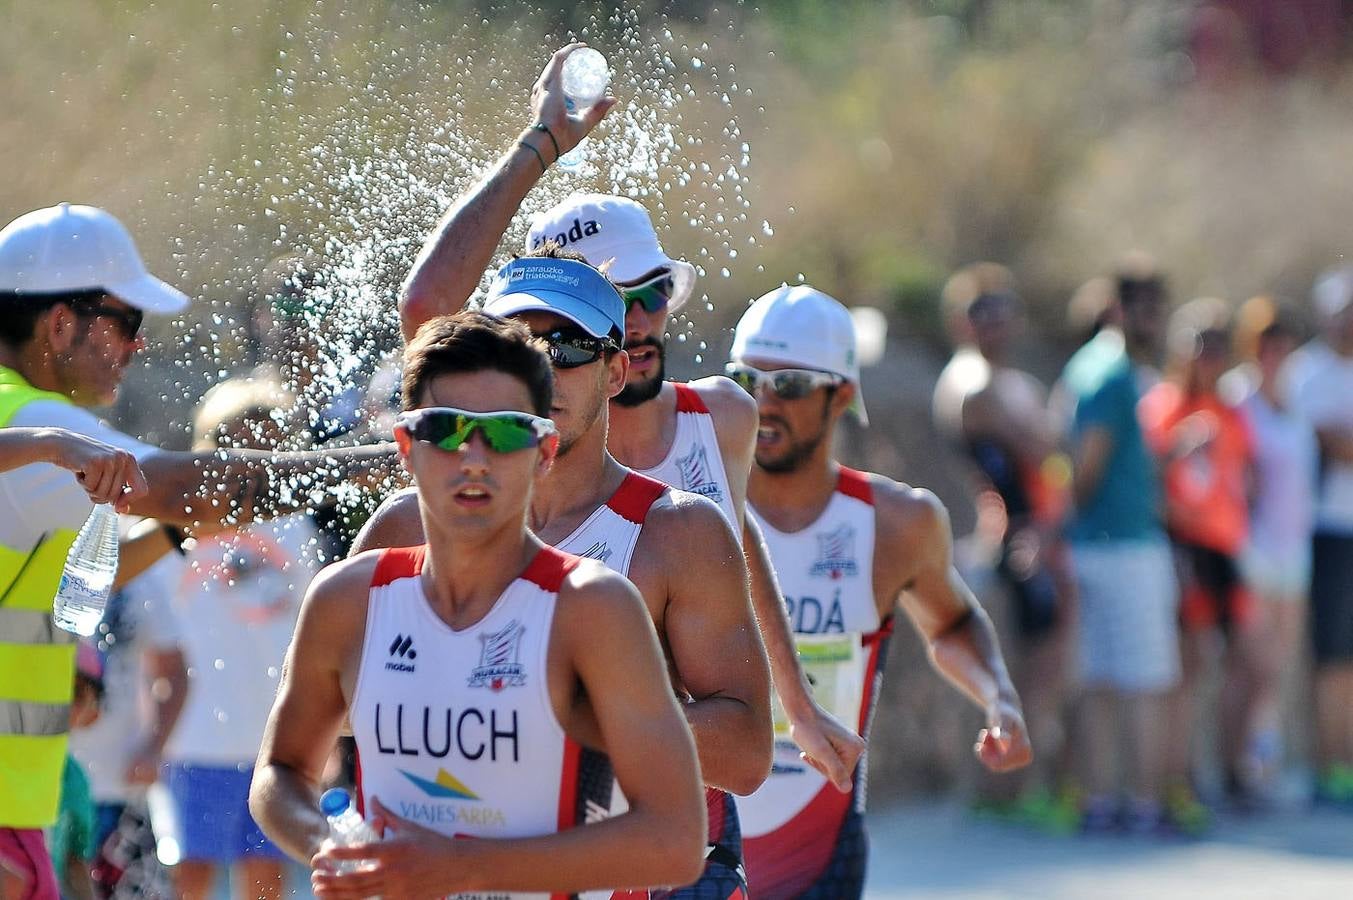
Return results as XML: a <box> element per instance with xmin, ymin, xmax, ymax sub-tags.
<box><xmin>533</xmin><ymin>328</ymin><xmax>619</xmax><ymax>369</ymax></box>
<box><xmin>725</xmin><ymin>363</ymin><xmax>842</xmax><ymax>400</ymax></box>
<box><xmin>397</xmin><ymin>407</ymin><xmax>556</xmax><ymax>453</ymax></box>
<box><xmin>620</xmin><ymin>272</ymin><xmax>674</xmax><ymax>314</ymax></box>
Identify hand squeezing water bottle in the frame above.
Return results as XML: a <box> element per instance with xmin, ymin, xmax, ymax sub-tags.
<box><xmin>320</xmin><ymin>788</ymin><xmax>381</xmax><ymax>873</ymax></box>
<box><xmin>555</xmin><ymin>46</ymin><xmax>611</xmax><ymax>171</ymax></box>
<box><xmin>53</xmin><ymin>503</ymin><xmax>119</xmax><ymax>636</ymax></box>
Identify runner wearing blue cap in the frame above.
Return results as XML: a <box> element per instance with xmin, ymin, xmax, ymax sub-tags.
<box><xmin>357</xmin><ymin>246</ymin><xmax>772</xmax><ymax>898</ymax></box>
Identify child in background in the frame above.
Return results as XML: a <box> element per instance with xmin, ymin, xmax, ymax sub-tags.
<box><xmin>50</xmin><ymin>643</ymin><xmax>104</xmax><ymax>900</ymax></box>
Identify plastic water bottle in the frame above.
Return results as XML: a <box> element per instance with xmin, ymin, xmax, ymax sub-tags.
<box><xmin>561</xmin><ymin>47</ymin><xmax>610</xmax><ymax>115</ymax></box>
<box><xmin>557</xmin><ymin>47</ymin><xmax>610</xmax><ymax>171</ymax></box>
<box><xmin>320</xmin><ymin>788</ymin><xmax>380</xmax><ymax>874</ymax></box>
<box><xmin>53</xmin><ymin>504</ymin><xmax>119</xmax><ymax>636</ymax></box>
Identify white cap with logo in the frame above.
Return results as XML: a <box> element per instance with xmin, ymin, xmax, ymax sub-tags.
<box><xmin>0</xmin><ymin>203</ymin><xmax>188</xmax><ymax>313</ymax></box>
<box><xmin>525</xmin><ymin>193</ymin><xmax>696</xmax><ymax>313</ymax></box>
<box><xmin>731</xmin><ymin>283</ymin><xmax>869</xmax><ymax>424</ymax></box>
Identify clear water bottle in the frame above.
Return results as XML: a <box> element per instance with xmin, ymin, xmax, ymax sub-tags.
<box><xmin>561</xmin><ymin>46</ymin><xmax>610</xmax><ymax>115</ymax></box>
<box><xmin>53</xmin><ymin>503</ymin><xmax>119</xmax><ymax>636</ymax></box>
<box><xmin>320</xmin><ymin>788</ymin><xmax>380</xmax><ymax>874</ymax></box>
<box><xmin>557</xmin><ymin>47</ymin><xmax>610</xmax><ymax>171</ymax></box>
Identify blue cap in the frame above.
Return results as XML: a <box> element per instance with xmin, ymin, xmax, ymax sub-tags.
<box><xmin>319</xmin><ymin>788</ymin><xmax>351</xmax><ymax>817</ymax></box>
<box><xmin>483</xmin><ymin>256</ymin><xmax>625</xmax><ymax>339</ymax></box>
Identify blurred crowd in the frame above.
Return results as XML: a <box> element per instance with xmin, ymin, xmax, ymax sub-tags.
<box><xmin>933</xmin><ymin>257</ymin><xmax>1353</xmax><ymax>837</ymax></box>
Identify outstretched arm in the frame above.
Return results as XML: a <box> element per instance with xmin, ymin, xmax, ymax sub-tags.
<box><xmin>883</xmin><ymin>485</ymin><xmax>1031</xmax><ymax>773</ymax></box>
<box><xmin>399</xmin><ymin>44</ymin><xmax>617</xmax><ymax>340</ymax></box>
<box><xmin>130</xmin><ymin>443</ymin><xmax>401</xmax><ymax>529</ymax></box>
<box><xmin>0</xmin><ymin>426</ymin><xmax>147</xmax><ymax>510</ymax></box>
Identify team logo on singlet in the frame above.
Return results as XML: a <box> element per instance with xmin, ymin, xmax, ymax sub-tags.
<box><xmin>468</xmin><ymin>620</ymin><xmax>527</xmax><ymax>691</ymax></box>
<box><xmin>579</xmin><ymin>541</ymin><xmax>613</xmax><ymax>564</ymax></box>
<box><xmin>400</xmin><ymin>767</ymin><xmax>480</xmax><ymax>800</ymax></box>
<box><xmin>810</xmin><ymin>525</ymin><xmax>859</xmax><ymax>580</ymax></box>
<box><xmin>675</xmin><ymin>445</ymin><xmax>725</xmax><ymax>503</ymax></box>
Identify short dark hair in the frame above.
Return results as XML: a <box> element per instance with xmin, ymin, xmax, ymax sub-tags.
<box><xmin>0</xmin><ymin>289</ymin><xmax>107</xmax><ymax>347</ymax></box>
<box><xmin>402</xmin><ymin>310</ymin><xmax>553</xmax><ymax>416</ymax></box>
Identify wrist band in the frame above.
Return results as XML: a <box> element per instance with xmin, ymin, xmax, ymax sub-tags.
<box><xmin>532</xmin><ymin>123</ymin><xmax>561</xmax><ymax>162</ymax></box>
<box><xmin>162</xmin><ymin>524</ymin><xmax>188</xmax><ymax>556</ymax></box>
<box><xmin>517</xmin><ymin>140</ymin><xmax>548</xmax><ymax>174</ymax></box>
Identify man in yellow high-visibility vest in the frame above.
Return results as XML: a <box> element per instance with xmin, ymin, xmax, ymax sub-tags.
<box><xmin>0</xmin><ymin>203</ymin><xmax>401</xmax><ymax>899</ymax></box>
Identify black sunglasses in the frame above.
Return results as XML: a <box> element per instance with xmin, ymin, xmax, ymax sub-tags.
<box><xmin>70</xmin><ymin>298</ymin><xmax>144</xmax><ymax>340</ymax></box>
<box><xmin>533</xmin><ymin>328</ymin><xmax>619</xmax><ymax>369</ymax></box>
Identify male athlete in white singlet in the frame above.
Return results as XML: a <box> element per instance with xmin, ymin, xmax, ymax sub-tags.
<box><xmin>727</xmin><ymin>285</ymin><xmax>1033</xmax><ymax>899</ymax></box>
<box><xmin>250</xmin><ymin>312</ymin><xmax>706</xmax><ymax>899</ymax></box>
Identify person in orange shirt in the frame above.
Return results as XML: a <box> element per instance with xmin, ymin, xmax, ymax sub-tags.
<box><xmin>1139</xmin><ymin>297</ymin><xmax>1259</xmax><ymax>821</ymax></box>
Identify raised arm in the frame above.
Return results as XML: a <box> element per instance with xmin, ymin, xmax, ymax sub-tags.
<box><xmin>399</xmin><ymin>44</ymin><xmax>617</xmax><ymax>340</ymax></box>
<box><xmin>652</xmin><ymin>495</ymin><xmax>772</xmax><ymax>795</ymax></box>
<box><xmin>130</xmin><ymin>443</ymin><xmax>401</xmax><ymax>529</ymax></box>
<box><xmin>880</xmin><ymin>483</ymin><xmax>1032</xmax><ymax>773</ymax></box>
<box><xmin>250</xmin><ymin>556</ymin><xmax>375</xmax><ymax>861</ymax></box>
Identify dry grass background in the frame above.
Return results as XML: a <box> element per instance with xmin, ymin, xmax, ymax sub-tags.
<box><xmin>7</xmin><ymin>0</ymin><xmax>1353</xmax><ymax>797</ymax></box>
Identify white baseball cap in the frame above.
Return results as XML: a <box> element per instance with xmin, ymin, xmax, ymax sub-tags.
<box><xmin>525</xmin><ymin>193</ymin><xmax>696</xmax><ymax>313</ymax></box>
<box><xmin>731</xmin><ymin>283</ymin><xmax>869</xmax><ymax>424</ymax></box>
<box><xmin>0</xmin><ymin>203</ymin><xmax>188</xmax><ymax>314</ymax></box>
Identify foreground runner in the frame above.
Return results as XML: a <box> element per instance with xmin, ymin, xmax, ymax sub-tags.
<box><xmin>400</xmin><ymin>44</ymin><xmax>864</xmax><ymax>792</ymax></box>
<box><xmin>729</xmin><ymin>285</ymin><xmax>1033</xmax><ymax>899</ymax></box>
<box><xmin>357</xmin><ymin>252</ymin><xmax>771</xmax><ymax>898</ymax></box>
<box><xmin>251</xmin><ymin>311</ymin><xmax>706</xmax><ymax>898</ymax></box>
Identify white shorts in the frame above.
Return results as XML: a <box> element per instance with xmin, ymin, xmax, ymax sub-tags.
<box><xmin>1072</xmin><ymin>539</ymin><xmax>1180</xmax><ymax>693</ymax></box>
<box><xmin>1240</xmin><ymin>543</ymin><xmax>1311</xmax><ymax>600</ymax></box>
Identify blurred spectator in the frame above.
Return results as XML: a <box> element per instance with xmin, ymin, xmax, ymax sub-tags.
<box><xmin>1140</xmin><ymin>298</ymin><xmax>1258</xmax><ymax>817</ymax></box>
<box><xmin>69</xmin><ymin>561</ymin><xmax>186</xmax><ymax>900</ymax></box>
<box><xmin>49</xmin><ymin>644</ymin><xmax>105</xmax><ymax>900</ymax></box>
<box><xmin>1057</xmin><ymin>259</ymin><xmax>1180</xmax><ymax>834</ymax></box>
<box><xmin>158</xmin><ymin>378</ymin><xmax>318</xmax><ymax>900</ymax></box>
<box><xmin>934</xmin><ymin>263</ymin><xmax>1074</xmax><ymax>828</ymax></box>
<box><xmin>1221</xmin><ymin>296</ymin><xmax>1316</xmax><ymax>802</ymax></box>
<box><xmin>1284</xmin><ymin>265</ymin><xmax>1353</xmax><ymax>805</ymax></box>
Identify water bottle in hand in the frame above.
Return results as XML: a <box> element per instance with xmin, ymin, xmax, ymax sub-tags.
<box><xmin>320</xmin><ymin>788</ymin><xmax>380</xmax><ymax>874</ymax></box>
<box><xmin>561</xmin><ymin>46</ymin><xmax>610</xmax><ymax>115</ymax></box>
<box><xmin>53</xmin><ymin>503</ymin><xmax>119</xmax><ymax>636</ymax></box>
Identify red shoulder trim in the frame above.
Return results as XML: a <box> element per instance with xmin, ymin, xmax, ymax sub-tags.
<box><xmin>673</xmin><ymin>382</ymin><xmax>710</xmax><ymax>414</ymax></box>
<box><xmin>521</xmin><ymin>545</ymin><xmax>581</xmax><ymax>593</ymax></box>
<box><xmin>370</xmin><ymin>546</ymin><xmax>426</xmax><ymax>588</ymax></box>
<box><xmin>836</xmin><ymin>466</ymin><xmax>874</xmax><ymax>505</ymax></box>
<box><xmin>606</xmin><ymin>472</ymin><xmax>669</xmax><ymax>525</ymax></box>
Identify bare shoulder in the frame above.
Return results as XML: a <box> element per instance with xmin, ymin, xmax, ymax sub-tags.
<box><xmin>554</xmin><ymin>557</ymin><xmax>651</xmax><ymax>632</ymax></box>
<box><xmin>648</xmin><ymin>485</ymin><xmax>740</xmax><ymax>547</ymax></box>
<box><xmin>351</xmin><ymin>486</ymin><xmax>424</xmax><ymax>554</ymax></box>
<box><xmin>297</xmin><ymin>550</ymin><xmax>382</xmax><ymax>637</ymax></box>
<box><xmin>867</xmin><ymin>474</ymin><xmax>951</xmax><ymax>547</ymax></box>
<box><xmin>686</xmin><ymin>375</ymin><xmax>757</xmax><ymax>435</ymax></box>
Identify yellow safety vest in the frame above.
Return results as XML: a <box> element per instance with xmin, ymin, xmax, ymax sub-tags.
<box><xmin>0</xmin><ymin>366</ymin><xmax>81</xmax><ymax>828</ymax></box>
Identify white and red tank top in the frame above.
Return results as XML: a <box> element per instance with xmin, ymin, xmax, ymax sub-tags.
<box><xmin>637</xmin><ymin>384</ymin><xmax>739</xmax><ymax>532</ymax></box>
<box><xmin>350</xmin><ymin>544</ymin><xmax>619</xmax><ymax>900</ymax></box>
<box><xmin>740</xmin><ymin>467</ymin><xmax>896</xmax><ymax>891</ymax></box>
<box><xmin>553</xmin><ymin>470</ymin><xmax>740</xmax><ymax>855</ymax></box>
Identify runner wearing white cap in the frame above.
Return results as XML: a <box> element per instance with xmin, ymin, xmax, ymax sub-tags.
<box><xmin>359</xmin><ymin>249</ymin><xmax>772</xmax><ymax>898</ymax></box>
<box><xmin>0</xmin><ymin>203</ymin><xmax>402</xmax><ymax>897</ymax></box>
<box><xmin>729</xmin><ymin>284</ymin><xmax>1031</xmax><ymax>899</ymax></box>
<box><xmin>399</xmin><ymin>46</ymin><xmax>866</xmax><ymax>806</ymax></box>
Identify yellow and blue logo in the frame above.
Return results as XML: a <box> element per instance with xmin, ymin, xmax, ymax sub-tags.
<box><xmin>399</xmin><ymin>768</ymin><xmax>480</xmax><ymax>801</ymax></box>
